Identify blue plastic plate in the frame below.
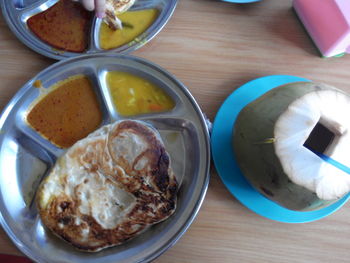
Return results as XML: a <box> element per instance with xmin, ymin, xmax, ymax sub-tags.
<box><xmin>211</xmin><ymin>75</ymin><xmax>350</xmax><ymax>223</ymax></box>
<box><xmin>221</xmin><ymin>0</ymin><xmax>260</xmax><ymax>3</ymax></box>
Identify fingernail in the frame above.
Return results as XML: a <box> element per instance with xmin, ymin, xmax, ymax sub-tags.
<box><xmin>97</xmin><ymin>12</ymin><xmax>105</xmax><ymax>18</ymax></box>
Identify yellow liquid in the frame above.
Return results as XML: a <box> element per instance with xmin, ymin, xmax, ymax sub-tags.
<box><xmin>99</xmin><ymin>9</ymin><xmax>159</xmax><ymax>50</ymax></box>
<box><xmin>107</xmin><ymin>71</ymin><xmax>175</xmax><ymax>116</ymax></box>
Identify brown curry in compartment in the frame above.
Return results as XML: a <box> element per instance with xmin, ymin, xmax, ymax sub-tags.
<box><xmin>27</xmin><ymin>75</ymin><xmax>102</xmax><ymax>148</ymax></box>
<box><xmin>27</xmin><ymin>0</ymin><xmax>93</xmax><ymax>52</ymax></box>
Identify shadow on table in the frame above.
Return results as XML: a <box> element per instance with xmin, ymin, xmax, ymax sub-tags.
<box><xmin>265</xmin><ymin>7</ymin><xmax>320</xmax><ymax>57</ymax></box>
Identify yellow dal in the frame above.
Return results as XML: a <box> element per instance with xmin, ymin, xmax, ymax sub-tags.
<box><xmin>100</xmin><ymin>9</ymin><xmax>159</xmax><ymax>50</ymax></box>
<box><xmin>107</xmin><ymin>71</ymin><xmax>175</xmax><ymax>116</ymax></box>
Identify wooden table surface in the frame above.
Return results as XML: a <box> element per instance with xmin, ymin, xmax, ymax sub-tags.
<box><xmin>1</xmin><ymin>0</ymin><xmax>350</xmax><ymax>262</ymax></box>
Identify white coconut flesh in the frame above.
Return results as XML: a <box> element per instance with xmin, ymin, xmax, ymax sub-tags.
<box><xmin>275</xmin><ymin>88</ymin><xmax>350</xmax><ymax>201</ymax></box>
<box><xmin>233</xmin><ymin>82</ymin><xmax>350</xmax><ymax>211</ymax></box>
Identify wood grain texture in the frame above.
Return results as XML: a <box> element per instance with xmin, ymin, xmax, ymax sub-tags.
<box><xmin>2</xmin><ymin>0</ymin><xmax>350</xmax><ymax>262</ymax></box>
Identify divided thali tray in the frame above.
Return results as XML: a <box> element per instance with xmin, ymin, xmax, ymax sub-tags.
<box><xmin>0</xmin><ymin>54</ymin><xmax>210</xmax><ymax>262</ymax></box>
<box><xmin>1</xmin><ymin>0</ymin><xmax>177</xmax><ymax>60</ymax></box>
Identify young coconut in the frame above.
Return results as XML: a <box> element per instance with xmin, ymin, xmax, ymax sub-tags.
<box><xmin>233</xmin><ymin>81</ymin><xmax>350</xmax><ymax>211</ymax></box>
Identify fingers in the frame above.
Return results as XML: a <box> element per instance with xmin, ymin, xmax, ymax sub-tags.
<box><xmin>80</xmin><ymin>0</ymin><xmax>105</xmax><ymax>18</ymax></box>
<box><xmin>81</xmin><ymin>0</ymin><xmax>94</xmax><ymax>11</ymax></box>
<box><xmin>95</xmin><ymin>0</ymin><xmax>106</xmax><ymax>18</ymax></box>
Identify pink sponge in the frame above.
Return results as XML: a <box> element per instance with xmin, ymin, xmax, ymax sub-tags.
<box><xmin>293</xmin><ymin>0</ymin><xmax>350</xmax><ymax>57</ymax></box>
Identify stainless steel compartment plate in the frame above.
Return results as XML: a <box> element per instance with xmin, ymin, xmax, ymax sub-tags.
<box><xmin>1</xmin><ymin>0</ymin><xmax>177</xmax><ymax>60</ymax></box>
<box><xmin>0</xmin><ymin>54</ymin><xmax>210</xmax><ymax>263</ymax></box>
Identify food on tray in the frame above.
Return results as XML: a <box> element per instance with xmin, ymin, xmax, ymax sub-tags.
<box><xmin>104</xmin><ymin>0</ymin><xmax>136</xmax><ymax>30</ymax></box>
<box><xmin>27</xmin><ymin>0</ymin><xmax>93</xmax><ymax>52</ymax></box>
<box><xmin>25</xmin><ymin>0</ymin><xmax>157</xmax><ymax>52</ymax></box>
<box><xmin>100</xmin><ymin>9</ymin><xmax>159</xmax><ymax>49</ymax></box>
<box><xmin>233</xmin><ymin>82</ymin><xmax>350</xmax><ymax>211</ymax></box>
<box><xmin>36</xmin><ymin>120</ymin><xmax>178</xmax><ymax>252</ymax></box>
<box><xmin>106</xmin><ymin>71</ymin><xmax>175</xmax><ymax>116</ymax></box>
<box><xmin>26</xmin><ymin>75</ymin><xmax>102</xmax><ymax>148</ymax></box>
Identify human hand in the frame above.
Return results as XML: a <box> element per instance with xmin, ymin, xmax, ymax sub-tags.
<box><xmin>80</xmin><ymin>0</ymin><xmax>106</xmax><ymax>18</ymax></box>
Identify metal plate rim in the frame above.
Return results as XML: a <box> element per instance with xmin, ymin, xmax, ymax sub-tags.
<box><xmin>0</xmin><ymin>53</ymin><xmax>211</xmax><ymax>263</ymax></box>
<box><xmin>1</xmin><ymin>0</ymin><xmax>178</xmax><ymax>60</ymax></box>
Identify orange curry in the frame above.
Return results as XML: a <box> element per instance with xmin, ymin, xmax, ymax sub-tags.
<box><xmin>27</xmin><ymin>0</ymin><xmax>93</xmax><ymax>52</ymax></box>
<box><xmin>27</xmin><ymin>75</ymin><xmax>102</xmax><ymax>148</ymax></box>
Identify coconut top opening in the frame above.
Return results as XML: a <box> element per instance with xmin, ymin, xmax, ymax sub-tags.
<box><xmin>274</xmin><ymin>88</ymin><xmax>350</xmax><ymax>200</ymax></box>
<box><xmin>303</xmin><ymin>121</ymin><xmax>336</xmax><ymax>154</ymax></box>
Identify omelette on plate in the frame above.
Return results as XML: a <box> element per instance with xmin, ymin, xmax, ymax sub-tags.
<box><xmin>37</xmin><ymin>120</ymin><xmax>178</xmax><ymax>252</ymax></box>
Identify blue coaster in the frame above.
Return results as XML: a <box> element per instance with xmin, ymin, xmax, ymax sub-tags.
<box><xmin>221</xmin><ymin>0</ymin><xmax>260</xmax><ymax>3</ymax></box>
<box><xmin>211</xmin><ymin>75</ymin><xmax>350</xmax><ymax>223</ymax></box>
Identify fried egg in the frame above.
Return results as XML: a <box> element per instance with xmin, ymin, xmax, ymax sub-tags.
<box><xmin>37</xmin><ymin>120</ymin><xmax>177</xmax><ymax>252</ymax></box>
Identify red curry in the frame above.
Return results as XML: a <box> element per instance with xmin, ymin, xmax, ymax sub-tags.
<box><xmin>27</xmin><ymin>75</ymin><xmax>102</xmax><ymax>148</ymax></box>
<box><xmin>27</xmin><ymin>0</ymin><xmax>93</xmax><ymax>52</ymax></box>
